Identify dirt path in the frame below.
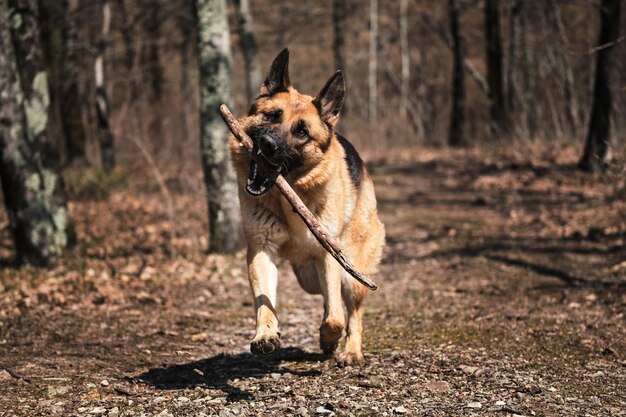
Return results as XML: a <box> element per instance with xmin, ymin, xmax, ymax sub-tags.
<box><xmin>1</xmin><ymin>149</ymin><xmax>625</xmax><ymax>416</ymax></box>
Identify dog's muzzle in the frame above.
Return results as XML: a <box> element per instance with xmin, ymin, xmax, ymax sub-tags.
<box><xmin>245</xmin><ymin>130</ymin><xmax>284</xmax><ymax>197</ymax></box>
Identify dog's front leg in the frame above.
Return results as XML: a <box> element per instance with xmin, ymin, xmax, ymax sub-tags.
<box><xmin>315</xmin><ymin>255</ymin><xmax>346</xmax><ymax>355</ymax></box>
<box><xmin>247</xmin><ymin>246</ymin><xmax>281</xmax><ymax>355</ymax></box>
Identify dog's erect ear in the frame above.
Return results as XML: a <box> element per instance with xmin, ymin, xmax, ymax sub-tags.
<box><xmin>260</xmin><ymin>48</ymin><xmax>291</xmax><ymax>96</ymax></box>
<box><xmin>313</xmin><ymin>71</ymin><xmax>346</xmax><ymax>126</ymax></box>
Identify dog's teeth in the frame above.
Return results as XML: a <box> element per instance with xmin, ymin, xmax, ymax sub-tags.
<box><xmin>247</xmin><ymin>178</ymin><xmax>253</xmax><ymax>185</ymax></box>
<box><xmin>258</xmin><ymin>186</ymin><xmax>265</xmax><ymax>193</ymax></box>
<box><xmin>257</xmin><ymin>149</ymin><xmax>262</xmax><ymax>155</ymax></box>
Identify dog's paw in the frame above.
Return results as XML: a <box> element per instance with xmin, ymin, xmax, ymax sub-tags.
<box><xmin>336</xmin><ymin>351</ymin><xmax>365</xmax><ymax>367</ymax></box>
<box><xmin>319</xmin><ymin>320</ymin><xmax>343</xmax><ymax>355</ymax></box>
<box><xmin>250</xmin><ymin>334</ymin><xmax>281</xmax><ymax>355</ymax></box>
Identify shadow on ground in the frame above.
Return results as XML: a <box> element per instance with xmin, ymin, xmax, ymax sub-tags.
<box><xmin>134</xmin><ymin>348</ymin><xmax>325</xmax><ymax>401</ymax></box>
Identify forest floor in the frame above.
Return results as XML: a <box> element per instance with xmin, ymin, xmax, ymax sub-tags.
<box><xmin>0</xmin><ymin>146</ymin><xmax>625</xmax><ymax>417</ymax></box>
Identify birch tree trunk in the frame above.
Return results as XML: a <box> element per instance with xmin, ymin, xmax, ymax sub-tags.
<box><xmin>234</xmin><ymin>0</ymin><xmax>261</xmax><ymax>103</ymax></box>
<box><xmin>579</xmin><ymin>0</ymin><xmax>621</xmax><ymax>171</ymax></box>
<box><xmin>368</xmin><ymin>0</ymin><xmax>378</xmax><ymax>127</ymax></box>
<box><xmin>196</xmin><ymin>0</ymin><xmax>242</xmax><ymax>253</ymax></box>
<box><xmin>0</xmin><ymin>0</ymin><xmax>73</xmax><ymax>265</ymax></box>
<box><xmin>95</xmin><ymin>0</ymin><xmax>115</xmax><ymax>172</ymax></box>
<box><xmin>448</xmin><ymin>0</ymin><xmax>465</xmax><ymax>147</ymax></box>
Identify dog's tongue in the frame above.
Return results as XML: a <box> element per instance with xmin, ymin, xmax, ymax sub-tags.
<box><xmin>246</xmin><ymin>160</ymin><xmax>275</xmax><ymax>196</ymax></box>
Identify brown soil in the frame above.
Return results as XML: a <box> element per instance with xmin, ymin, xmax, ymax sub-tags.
<box><xmin>1</xmin><ymin>147</ymin><xmax>625</xmax><ymax>416</ymax></box>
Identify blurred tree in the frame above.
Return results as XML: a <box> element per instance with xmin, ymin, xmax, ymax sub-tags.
<box><xmin>139</xmin><ymin>0</ymin><xmax>163</xmax><ymax>101</ymax></box>
<box><xmin>196</xmin><ymin>0</ymin><xmax>242</xmax><ymax>253</ymax></box>
<box><xmin>399</xmin><ymin>0</ymin><xmax>409</xmax><ymax>121</ymax></box>
<box><xmin>0</xmin><ymin>0</ymin><xmax>74</xmax><ymax>265</ymax></box>
<box><xmin>448</xmin><ymin>0</ymin><xmax>465</xmax><ymax>146</ymax></box>
<box><xmin>115</xmin><ymin>0</ymin><xmax>139</xmax><ymax>102</ymax></box>
<box><xmin>579</xmin><ymin>0</ymin><xmax>621</xmax><ymax>172</ymax></box>
<box><xmin>234</xmin><ymin>0</ymin><xmax>261</xmax><ymax>103</ymax></box>
<box><xmin>507</xmin><ymin>0</ymin><xmax>520</xmax><ymax>114</ymax></box>
<box><xmin>369</xmin><ymin>0</ymin><xmax>378</xmax><ymax>127</ymax></box>
<box><xmin>95</xmin><ymin>0</ymin><xmax>115</xmax><ymax>172</ymax></box>
<box><xmin>485</xmin><ymin>0</ymin><xmax>507</xmax><ymax>135</ymax></box>
<box><xmin>38</xmin><ymin>0</ymin><xmax>88</xmax><ymax>166</ymax></box>
<box><xmin>333</xmin><ymin>0</ymin><xmax>347</xmax><ymax>115</ymax></box>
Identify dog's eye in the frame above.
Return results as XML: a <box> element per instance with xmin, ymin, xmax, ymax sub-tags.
<box><xmin>294</xmin><ymin>120</ymin><xmax>309</xmax><ymax>140</ymax></box>
<box><xmin>264</xmin><ymin>109</ymin><xmax>283</xmax><ymax>123</ymax></box>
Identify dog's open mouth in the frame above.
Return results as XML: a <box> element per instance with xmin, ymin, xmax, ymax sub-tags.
<box><xmin>246</xmin><ymin>158</ymin><xmax>280</xmax><ymax>196</ymax></box>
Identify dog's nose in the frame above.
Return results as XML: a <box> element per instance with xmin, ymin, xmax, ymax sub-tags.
<box><xmin>259</xmin><ymin>135</ymin><xmax>279</xmax><ymax>156</ymax></box>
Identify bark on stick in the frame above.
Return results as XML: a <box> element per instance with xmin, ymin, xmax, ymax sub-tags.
<box><xmin>219</xmin><ymin>105</ymin><xmax>378</xmax><ymax>291</ymax></box>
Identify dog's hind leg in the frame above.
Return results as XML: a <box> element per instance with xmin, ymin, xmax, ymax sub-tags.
<box><xmin>315</xmin><ymin>255</ymin><xmax>346</xmax><ymax>355</ymax></box>
<box><xmin>247</xmin><ymin>247</ymin><xmax>281</xmax><ymax>355</ymax></box>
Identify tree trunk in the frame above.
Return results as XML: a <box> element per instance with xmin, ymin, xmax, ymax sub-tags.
<box><xmin>485</xmin><ymin>0</ymin><xmax>507</xmax><ymax>135</ymax></box>
<box><xmin>332</xmin><ymin>0</ymin><xmax>347</xmax><ymax>114</ymax></box>
<box><xmin>368</xmin><ymin>0</ymin><xmax>378</xmax><ymax>127</ymax></box>
<box><xmin>0</xmin><ymin>0</ymin><xmax>73</xmax><ymax>265</ymax></box>
<box><xmin>399</xmin><ymin>0</ymin><xmax>409</xmax><ymax>120</ymax></box>
<box><xmin>37</xmin><ymin>0</ymin><xmax>88</xmax><ymax>166</ymax></box>
<box><xmin>115</xmin><ymin>0</ymin><xmax>139</xmax><ymax>102</ymax></box>
<box><xmin>448</xmin><ymin>0</ymin><xmax>465</xmax><ymax>147</ymax></box>
<box><xmin>196</xmin><ymin>0</ymin><xmax>242</xmax><ymax>253</ymax></box>
<box><xmin>234</xmin><ymin>0</ymin><xmax>261</xmax><ymax>103</ymax></box>
<box><xmin>579</xmin><ymin>0</ymin><xmax>621</xmax><ymax>171</ymax></box>
<box><xmin>140</xmin><ymin>0</ymin><xmax>163</xmax><ymax>101</ymax></box>
<box><xmin>546</xmin><ymin>0</ymin><xmax>579</xmax><ymax>136</ymax></box>
<box><xmin>95</xmin><ymin>0</ymin><xmax>115</xmax><ymax>172</ymax></box>
<box><xmin>507</xmin><ymin>0</ymin><xmax>520</xmax><ymax>113</ymax></box>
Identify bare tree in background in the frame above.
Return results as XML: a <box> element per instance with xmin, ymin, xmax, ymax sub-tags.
<box><xmin>234</xmin><ymin>0</ymin><xmax>261</xmax><ymax>103</ymax></box>
<box><xmin>485</xmin><ymin>0</ymin><xmax>507</xmax><ymax>135</ymax></box>
<box><xmin>196</xmin><ymin>0</ymin><xmax>242</xmax><ymax>253</ymax></box>
<box><xmin>369</xmin><ymin>0</ymin><xmax>378</xmax><ymax>127</ymax></box>
<box><xmin>38</xmin><ymin>0</ymin><xmax>88</xmax><ymax>165</ymax></box>
<box><xmin>95</xmin><ymin>0</ymin><xmax>115</xmax><ymax>172</ymax></box>
<box><xmin>448</xmin><ymin>0</ymin><xmax>465</xmax><ymax>146</ymax></box>
<box><xmin>507</xmin><ymin>0</ymin><xmax>520</xmax><ymax>114</ymax></box>
<box><xmin>580</xmin><ymin>0</ymin><xmax>622</xmax><ymax>172</ymax></box>
<box><xmin>0</xmin><ymin>0</ymin><xmax>73</xmax><ymax>265</ymax></box>
<box><xmin>546</xmin><ymin>0</ymin><xmax>579</xmax><ymax>135</ymax></box>
<box><xmin>400</xmin><ymin>0</ymin><xmax>409</xmax><ymax>120</ymax></box>
<box><xmin>332</xmin><ymin>0</ymin><xmax>347</xmax><ymax>114</ymax></box>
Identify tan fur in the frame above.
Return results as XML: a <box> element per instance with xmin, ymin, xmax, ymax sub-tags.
<box><xmin>231</xmin><ymin>67</ymin><xmax>384</xmax><ymax>364</ymax></box>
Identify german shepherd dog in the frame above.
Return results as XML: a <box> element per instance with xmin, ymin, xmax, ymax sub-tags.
<box><xmin>230</xmin><ymin>49</ymin><xmax>385</xmax><ymax>365</ymax></box>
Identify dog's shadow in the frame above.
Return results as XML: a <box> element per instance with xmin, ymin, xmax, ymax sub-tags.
<box><xmin>133</xmin><ymin>348</ymin><xmax>326</xmax><ymax>401</ymax></box>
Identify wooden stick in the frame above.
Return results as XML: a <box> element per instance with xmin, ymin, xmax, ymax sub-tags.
<box><xmin>219</xmin><ymin>105</ymin><xmax>378</xmax><ymax>291</ymax></box>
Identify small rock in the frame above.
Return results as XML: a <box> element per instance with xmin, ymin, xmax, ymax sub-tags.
<box><xmin>100</xmin><ymin>379</ymin><xmax>110</xmax><ymax>387</ymax></box>
<box><xmin>89</xmin><ymin>406</ymin><xmax>107</xmax><ymax>415</ymax></box>
<box><xmin>176</xmin><ymin>396</ymin><xmax>190</xmax><ymax>403</ymax></box>
<box><xmin>47</xmin><ymin>386</ymin><xmax>71</xmax><ymax>396</ymax></box>
<box><xmin>466</xmin><ymin>402</ymin><xmax>482</xmax><ymax>409</ymax></box>
<box><xmin>315</xmin><ymin>406</ymin><xmax>334</xmax><ymax>415</ymax></box>
<box><xmin>424</xmin><ymin>381</ymin><xmax>450</xmax><ymax>393</ymax></box>
<box><xmin>297</xmin><ymin>407</ymin><xmax>309</xmax><ymax>416</ymax></box>
<box><xmin>157</xmin><ymin>410</ymin><xmax>174</xmax><ymax>417</ymax></box>
<box><xmin>495</xmin><ymin>400</ymin><xmax>506</xmax><ymax>406</ymax></box>
<box><xmin>270</xmin><ymin>373</ymin><xmax>281</xmax><ymax>380</ymax></box>
<box><xmin>393</xmin><ymin>405</ymin><xmax>409</xmax><ymax>414</ymax></box>
<box><xmin>590</xmin><ymin>371</ymin><xmax>604</xmax><ymax>377</ymax></box>
<box><xmin>459</xmin><ymin>365</ymin><xmax>479</xmax><ymax>375</ymax></box>
<box><xmin>108</xmin><ymin>407</ymin><xmax>119</xmax><ymax>417</ymax></box>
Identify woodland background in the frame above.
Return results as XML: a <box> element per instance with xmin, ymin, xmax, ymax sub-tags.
<box><xmin>0</xmin><ymin>0</ymin><xmax>625</xmax><ymax>416</ymax></box>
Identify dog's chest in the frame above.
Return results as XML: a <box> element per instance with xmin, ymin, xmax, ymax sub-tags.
<box><xmin>276</xmin><ymin>196</ymin><xmax>338</xmax><ymax>261</ymax></box>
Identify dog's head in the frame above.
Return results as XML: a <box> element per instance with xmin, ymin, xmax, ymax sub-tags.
<box><xmin>236</xmin><ymin>48</ymin><xmax>346</xmax><ymax>197</ymax></box>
